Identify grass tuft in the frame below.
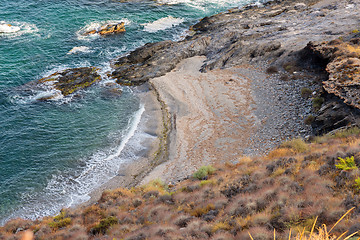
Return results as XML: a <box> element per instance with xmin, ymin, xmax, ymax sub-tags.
<box><xmin>281</xmin><ymin>138</ymin><xmax>309</xmax><ymax>153</ymax></box>
<box><xmin>193</xmin><ymin>165</ymin><xmax>216</xmax><ymax>180</ymax></box>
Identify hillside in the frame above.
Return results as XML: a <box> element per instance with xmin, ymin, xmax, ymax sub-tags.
<box><xmin>2</xmin><ymin>0</ymin><xmax>360</xmax><ymax>239</ymax></box>
<box><xmin>2</xmin><ymin>128</ymin><xmax>360</xmax><ymax>239</ymax></box>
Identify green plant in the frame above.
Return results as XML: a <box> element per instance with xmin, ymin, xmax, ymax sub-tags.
<box><xmin>199</xmin><ymin>179</ymin><xmax>217</xmax><ymax>187</ymax></box>
<box><xmin>49</xmin><ymin>211</ymin><xmax>71</xmax><ymax>230</ymax></box>
<box><xmin>312</xmin><ymin>97</ymin><xmax>324</xmax><ymax>110</ymax></box>
<box><xmin>91</xmin><ymin>216</ymin><xmax>118</xmax><ymax>235</ymax></box>
<box><xmin>193</xmin><ymin>165</ymin><xmax>216</xmax><ymax>180</ymax></box>
<box><xmin>304</xmin><ymin>115</ymin><xmax>315</xmax><ymax>125</ymax></box>
<box><xmin>354</xmin><ymin>177</ymin><xmax>360</xmax><ymax>191</ymax></box>
<box><xmin>301</xmin><ymin>88</ymin><xmax>312</xmax><ymax>98</ymax></box>
<box><xmin>334</xmin><ymin>127</ymin><xmax>360</xmax><ymax>138</ymax></box>
<box><xmin>335</xmin><ymin>156</ymin><xmax>357</xmax><ymax>171</ymax></box>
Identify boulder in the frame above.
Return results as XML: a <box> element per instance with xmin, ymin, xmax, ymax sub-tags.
<box><xmin>84</xmin><ymin>22</ymin><xmax>125</xmax><ymax>36</ymax></box>
<box><xmin>37</xmin><ymin>67</ymin><xmax>101</xmax><ymax>98</ymax></box>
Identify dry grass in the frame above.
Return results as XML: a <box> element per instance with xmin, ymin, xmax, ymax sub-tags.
<box><xmin>2</xmin><ymin>133</ymin><xmax>360</xmax><ymax>239</ymax></box>
<box><xmin>281</xmin><ymin>138</ymin><xmax>310</xmax><ymax>153</ymax></box>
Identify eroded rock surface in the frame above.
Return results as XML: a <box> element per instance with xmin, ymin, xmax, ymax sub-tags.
<box><xmin>85</xmin><ymin>22</ymin><xmax>125</xmax><ymax>36</ymax></box>
<box><xmin>307</xmin><ymin>37</ymin><xmax>360</xmax><ymax>109</ymax></box>
<box><xmin>21</xmin><ymin>67</ymin><xmax>102</xmax><ymax>100</ymax></box>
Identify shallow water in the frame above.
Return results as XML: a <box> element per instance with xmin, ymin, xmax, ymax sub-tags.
<box><xmin>0</xmin><ymin>0</ymin><xmax>261</xmax><ymax>225</ymax></box>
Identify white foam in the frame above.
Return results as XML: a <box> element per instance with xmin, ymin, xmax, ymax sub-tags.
<box><xmin>1</xmin><ymin>102</ymin><xmax>147</xmax><ymax>225</ymax></box>
<box><xmin>142</xmin><ymin>16</ymin><xmax>184</xmax><ymax>33</ymax></box>
<box><xmin>0</xmin><ymin>21</ymin><xmax>38</xmax><ymax>38</ymax></box>
<box><xmin>0</xmin><ymin>24</ymin><xmax>20</xmax><ymax>33</ymax></box>
<box><xmin>67</xmin><ymin>46</ymin><xmax>91</xmax><ymax>55</ymax></box>
<box><xmin>77</xmin><ymin>19</ymin><xmax>131</xmax><ymax>41</ymax></box>
<box><xmin>156</xmin><ymin>0</ymin><xmax>252</xmax><ymax>11</ymax></box>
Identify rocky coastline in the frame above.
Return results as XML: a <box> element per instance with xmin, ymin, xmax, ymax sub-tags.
<box><xmin>23</xmin><ymin>0</ymin><xmax>360</xmax><ymax>195</ymax></box>
<box><xmin>3</xmin><ymin>0</ymin><xmax>360</xmax><ymax>237</ymax></box>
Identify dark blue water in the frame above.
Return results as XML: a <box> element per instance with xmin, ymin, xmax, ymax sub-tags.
<box><xmin>0</xmin><ymin>0</ymin><xmax>257</xmax><ymax>225</ymax></box>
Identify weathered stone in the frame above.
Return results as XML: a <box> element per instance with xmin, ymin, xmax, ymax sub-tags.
<box><xmin>85</xmin><ymin>22</ymin><xmax>125</xmax><ymax>36</ymax></box>
<box><xmin>307</xmin><ymin>37</ymin><xmax>360</xmax><ymax>109</ymax></box>
<box><xmin>37</xmin><ymin>67</ymin><xmax>101</xmax><ymax>98</ymax></box>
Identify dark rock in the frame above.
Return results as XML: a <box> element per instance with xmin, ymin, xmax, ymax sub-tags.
<box><xmin>312</xmin><ymin>98</ymin><xmax>360</xmax><ymax>134</ymax></box>
<box><xmin>35</xmin><ymin>67</ymin><xmax>101</xmax><ymax>99</ymax></box>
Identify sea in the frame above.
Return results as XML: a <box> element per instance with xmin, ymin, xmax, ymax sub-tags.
<box><xmin>0</xmin><ymin>0</ymin><xmax>262</xmax><ymax>225</ymax></box>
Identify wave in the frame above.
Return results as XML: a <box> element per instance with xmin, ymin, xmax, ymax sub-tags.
<box><xmin>142</xmin><ymin>16</ymin><xmax>184</xmax><ymax>33</ymax></box>
<box><xmin>156</xmin><ymin>0</ymin><xmax>254</xmax><ymax>11</ymax></box>
<box><xmin>67</xmin><ymin>46</ymin><xmax>92</xmax><ymax>55</ymax></box>
<box><xmin>77</xmin><ymin>19</ymin><xmax>131</xmax><ymax>41</ymax></box>
<box><xmin>1</xmin><ymin>103</ymin><xmax>147</xmax><ymax>224</ymax></box>
<box><xmin>0</xmin><ymin>21</ymin><xmax>38</xmax><ymax>38</ymax></box>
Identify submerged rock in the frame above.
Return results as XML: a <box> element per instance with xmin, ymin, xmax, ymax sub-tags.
<box><xmin>85</xmin><ymin>22</ymin><xmax>125</xmax><ymax>36</ymax></box>
<box><xmin>36</xmin><ymin>67</ymin><xmax>101</xmax><ymax>99</ymax></box>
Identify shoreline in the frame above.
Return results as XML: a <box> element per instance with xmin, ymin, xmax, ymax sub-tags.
<box><xmin>78</xmin><ymin>83</ymin><xmax>171</xmax><ymax>207</ymax></box>
<box><xmin>140</xmin><ymin>56</ymin><xmax>314</xmax><ymax>185</ymax></box>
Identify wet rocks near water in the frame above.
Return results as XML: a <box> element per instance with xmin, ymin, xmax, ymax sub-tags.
<box><xmin>84</xmin><ymin>22</ymin><xmax>125</xmax><ymax>36</ymax></box>
<box><xmin>36</xmin><ymin>67</ymin><xmax>101</xmax><ymax>100</ymax></box>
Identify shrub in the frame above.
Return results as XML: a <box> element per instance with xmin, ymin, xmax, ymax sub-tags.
<box><xmin>304</xmin><ymin>115</ymin><xmax>315</xmax><ymax>125</ymax></box>
<box><xmin>334</xmin><ymin>127</ymin><xmax>360</xmax><ymax>138</ymax></box>
<box><xmin>353</xmin><ymin>177</ymin><xmax>360</xmax><ymax>191</ymax></box>
<box><xmin>48</xmin><ymin>218</ymin><xmax>71</xmax><ymax>230</ymax></box>
<box><xmin>266</xmin><ymin>66</ymin><xmax>278</xmax><ymax>74</ymax></box>
<box><xmin>190</xmin><ymin>204</ymin><xmax>215</xmax><ymax>217</ymax></box>
<box><xmin>301</xmin><ymin>88</ymin><xmax>312</xmax><ymax>98</ymax></box>
<box><xmin>283</xmin><ymin>63</ymin><xmax>296</xmax><ymax>73</ymax></box>
<box><xmin>281</xmin><ymin>138</ymin><xmax>309</xmax><ymax>153</ymax></box>
<box><xmin>91</xmin><ymin>216</ymin><xmax>118</xmax><ymax>235</ymax></box>
<box><xmin>200</xmin><ymin>179</ymin><xmax>217</xmax><ymax>187</ymax></box>
<box><xmin>48</xmin><ymin>211</ymin><xmax>72</xmax><ymax>230</ymax></box>
<box><xmin>312</xmin><ymin>97</ymin><xmax>324</xmax><ymax>110</ymax></box>
<box><xmin>336</xmin><ymin>156</ymin><xmax>357</xmax><ymax>171</ymax></box>
<box><xmin>193</xmin><ymin>165</ymin><xmax>216</xmax><ymax>180</ymax></box>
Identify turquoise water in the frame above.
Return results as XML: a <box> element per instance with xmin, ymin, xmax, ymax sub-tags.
<box><xmin>0</xmin><ymin>0</ymin><xmax>258</xmax><ymax>225</ymax></box>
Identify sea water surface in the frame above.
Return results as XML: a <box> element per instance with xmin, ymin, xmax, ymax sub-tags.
<box><xmin>0</xmin><ymin>0</ymin><xmax>261</xmax><ymax>225</ymax></box>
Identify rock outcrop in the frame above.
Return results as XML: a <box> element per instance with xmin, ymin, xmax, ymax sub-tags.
<box><xmin>110</xmin><ymin>0</ymin><xmax>359</xmax><ymax>86</ymax></box>
<box><xmin>85</xmin><ymin>22</ymin><xmax>125</xmax><ymax>36</ymax></box>
<box><xmin>34</xmin><ymin>67</ymin><xmax>101</xmax><ymax>100</ymax></box>
<box><xmin>304</xmin><ymin>35</ymin><xmax>360</xmax><ymax>134</ymax></box>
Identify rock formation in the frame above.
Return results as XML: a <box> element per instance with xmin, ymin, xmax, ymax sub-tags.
<box><xmin>85</xmin><ymin>22</ymin><xmax>125</xmax><ymax>36</ymax></box>
<box><xmin>35</xmin><ymin>67</ymin><xmax>101</xmax><ymax>100</ymax></box>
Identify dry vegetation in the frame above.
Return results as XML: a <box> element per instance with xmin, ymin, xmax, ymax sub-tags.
<box><xmin>3</xmin><ymin>129</ymin><xmax>360</xmax><ymax>240</ymax></box>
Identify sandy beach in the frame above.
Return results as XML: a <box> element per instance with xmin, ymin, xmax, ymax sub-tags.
<box><xmin>141</xmin><ymin>56</ymin><xmax>313</xmax><ymax>184</ymax></box>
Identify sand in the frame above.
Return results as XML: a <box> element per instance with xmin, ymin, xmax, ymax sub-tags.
<box><xmin>141</xmin><ymin>55</ymin><xmax>313</xmax><ymax>184</ymax></box>
<box><xmin>83</xmin><ymin>54</ymin><xmax>313</xmax><ymax>205</ymax></box>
